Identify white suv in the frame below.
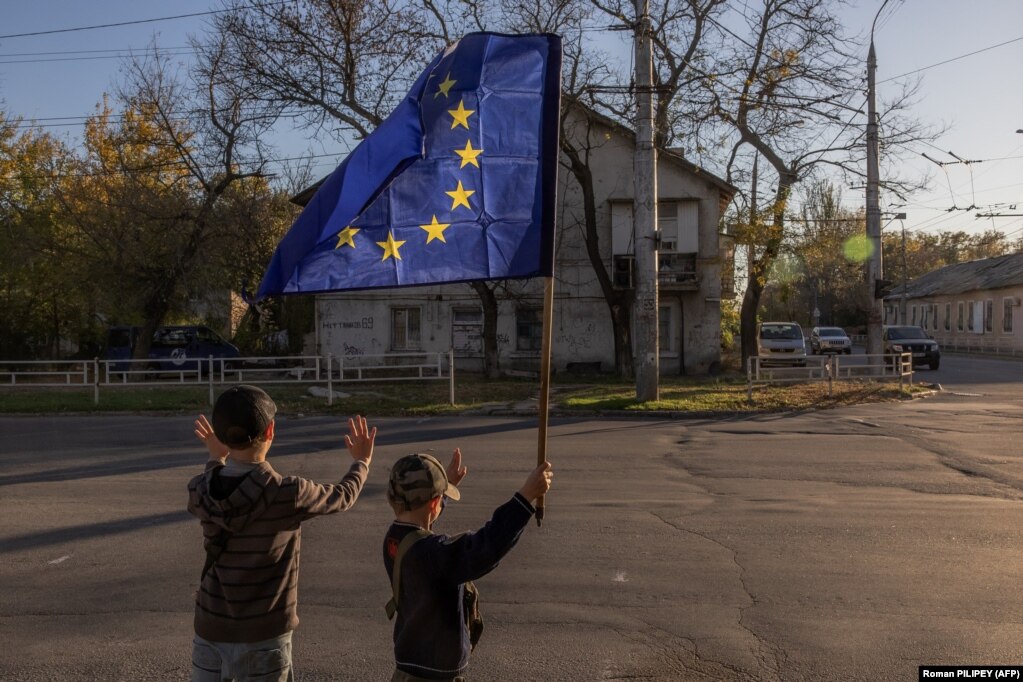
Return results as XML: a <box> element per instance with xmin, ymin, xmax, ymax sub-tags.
<box><xmin>757</xmin><ymin>322</ymin><xmax>807</xmax><ymax>366</ymax></box>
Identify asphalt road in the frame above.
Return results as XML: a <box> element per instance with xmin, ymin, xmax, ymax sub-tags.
<box><xmin>2</xmin><ymin>352</ymin><xmax>1022</xmax><ymax>681</ymax></box>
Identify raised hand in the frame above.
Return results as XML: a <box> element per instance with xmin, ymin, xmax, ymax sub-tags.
<box><xmin>343</xmin><ymin>415</ymin><xmax>376</xmax><ymax>465</ymax></box>
<box><xmin>446</xmin><ymin>447</ymin><xmax>468</xmax><ymax>486</ymax></box>
<box><xmin>194</xmin><ymin>414</ymin><xmax>229</xmax><ymax>460</ymax></box>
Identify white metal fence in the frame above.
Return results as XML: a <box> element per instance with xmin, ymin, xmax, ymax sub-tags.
<box><xmin>746</xmin><ymin>353</ymin><xmax>914</xmax><ymax>400</ymax></box>
<box><xmin>0</xmin><ymin>351</ymin><xmax>456</xmax><ymax>406</ymax></box>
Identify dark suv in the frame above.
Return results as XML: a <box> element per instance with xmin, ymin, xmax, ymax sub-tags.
<box><xmin>883</xmin><ymin>325</ymin><xmax>940</xmax><ymax>370</ymax></box>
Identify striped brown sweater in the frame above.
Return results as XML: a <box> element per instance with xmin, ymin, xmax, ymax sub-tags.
<box><xmin>187</xmin><ymin>457</ymin><xmax>368</xmax><ymax>643</ymax></box>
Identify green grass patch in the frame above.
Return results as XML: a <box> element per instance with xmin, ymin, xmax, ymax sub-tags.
<box><xmin>559</xmin><ymin>377</ymin><xmax>926</xmax><ymax>413</ymax></box>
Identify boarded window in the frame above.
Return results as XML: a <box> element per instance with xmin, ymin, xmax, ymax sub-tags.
<box><xmin>452</xmin><ymin>308</ymin><xmax>482</xmax><ymax>356</ymax></box>
<box><xmin>1004</xmin><ymin>299</ymin><xmax>1014</xmax><ymax>333</ymax></box>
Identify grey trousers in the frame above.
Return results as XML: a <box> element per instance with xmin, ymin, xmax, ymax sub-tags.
<box><xmin>191</xmin><ymin>632</ymin><xmax>294</xmax><ymax>682</ymax></box>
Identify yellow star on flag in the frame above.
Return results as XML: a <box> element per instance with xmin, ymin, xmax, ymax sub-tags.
<box><xmin>419</xmin><ymin>215</ymin><xmax>452</xmax><ymax>243</ymax></box>
<box><xmin>448</xmin><ymin>100</ymin><xmax>475</xmax><ymax>130</ymax></box>
<box><xmin>376</xmin><ymin>231</ymin><xmax>406</xmax><ymax>261</ymax></box>
<box><xmin>334</xmin><ymin>226</ymin><xmax>359</xmax><ymax>249</ymax></box>
<box><xmin>454</xmin><ymin>140</ymin><xmax>483</xmax><ymax>168</ymax></box>
<box><xmin>445</xmin><ymin>180</ymin><xmax>475</xmax><ymax>211</ymax></box>
<box><xmin>435</xmin><ymin>72</ymin><xmax>456</xmax><ymax>99</ymax></box>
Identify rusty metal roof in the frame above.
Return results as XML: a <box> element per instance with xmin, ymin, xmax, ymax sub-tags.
<box><xmin>887</xmin><ymin>252</ymin><xmax>1023</xmax><ymax>300</ymax></box>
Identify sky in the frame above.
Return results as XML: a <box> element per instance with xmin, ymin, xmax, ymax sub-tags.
<box><xmin>1</xmin><ymin>0</ymin><xmax>1021</xmax><ymax>241</ymax></box>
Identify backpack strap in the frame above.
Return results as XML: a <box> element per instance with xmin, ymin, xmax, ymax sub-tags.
<box><xmin>385</xmin><ymin>528</ymin><xmax>432</xmax><ymax>620</ymax></box>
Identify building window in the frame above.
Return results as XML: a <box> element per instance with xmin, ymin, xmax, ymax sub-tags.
<box><xmin>944</xmin><ymin>303</ymin><xmax>951</xmax><ymax>332</ymax></box>
<box><xmin>658</xmin><ymin>202</ymin><xmax>678</xmax><ymax>252</ymax></box>
<box><xmin>1004</xmin><ymin>299</ymin><xmax>1014</xmax><ymax>333</ymax></box>
<box><xmin>968</xmin><ymin>301</ymin><xmax>975</xmax><ymax>332</ymax></box>
<box><xmin>932</xmin><ymin>304</ymin><xmax>939</xmax><ymax>331</ymax></box>
<box><xmin>911</xmin><ymin>305</ymin><xmax>917</xmax><ymax>326</ymax></box>
<box><xmin>391</xmin><ymin>307</ymin><xmax>421</xmax><ymax>350</ymax></box>
<box><xmin>516</xmin><ymin>308</ymin><xmax>543</xmax><ymax>352</ymax></box>
<box><xmin>957</xmin><ymin>302</ymin><xmax>964</xmax><ymax>332</ymax></box>
<box><xmin>985</xmin><ymin>299</ymin><xmax>993</xmax><ymax>333</ymax></box>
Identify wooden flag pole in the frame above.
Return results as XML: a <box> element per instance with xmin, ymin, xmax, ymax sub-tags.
<box><xmin>535</xmin><ymin>275</ymin><xmax>555</xmax><ymax>526</ymax></box>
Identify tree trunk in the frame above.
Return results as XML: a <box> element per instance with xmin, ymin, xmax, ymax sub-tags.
<box><xmin>470</xmin><ymin>281</ymin><xmax>501</xmax><ymax>379</ymax></box>
<box><xmin>739</xmin><ymin>176</ymin><xmax>795</xmax><ymax>368</ymax></box>
<box><xmin>611</xmin><ymin>301</ymin><xmax>634</xmax><ymax>379</ymax></box>
<box><xmin>561</xmin><ymin>132</ymin><xmax>634</xmax><ymax>378</ymax></box>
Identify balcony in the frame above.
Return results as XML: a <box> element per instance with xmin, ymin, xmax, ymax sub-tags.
<box><xmin>613</xmin><ymin>253</ymin><xmax>698</xmax><ymax>290</ymax></box>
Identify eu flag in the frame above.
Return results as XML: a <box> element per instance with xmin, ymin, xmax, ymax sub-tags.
<box><xmin>256</xmin><ymin>32</ymin><xmax>562</xmax><ymax>298</ymax></box>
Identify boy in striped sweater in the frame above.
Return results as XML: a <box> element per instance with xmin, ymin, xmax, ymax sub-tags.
<box><xmin>187</xmin><ymin>384</ymin><xmax>376</xmax><ymax>682</ymax></box>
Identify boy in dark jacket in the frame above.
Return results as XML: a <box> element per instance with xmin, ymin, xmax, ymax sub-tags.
<box><xmin>383</xmin><ymin>449</ymin><xmax>553</xmax><ymax>681</ymax></box>
<box><xmin>188</xmin><ymin>384</ymin><xmax>376</xmax><ymax>682</ymax></box>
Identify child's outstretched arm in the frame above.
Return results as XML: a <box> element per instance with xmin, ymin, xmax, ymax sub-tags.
<box><xmin>295</xmin><ymin>415</ymin><xmax>376</xmax><ymax>518</ymax></box>
<box><xmin>194</xmin><ymin>414</ymin><xmax>229</xmax><ymax>462</ymax></box>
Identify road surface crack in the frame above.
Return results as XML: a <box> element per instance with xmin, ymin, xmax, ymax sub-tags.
<box><xmin>648</xmin><ymin>512</ymin><xmax>786</xmax><ymax>681</ymax></box>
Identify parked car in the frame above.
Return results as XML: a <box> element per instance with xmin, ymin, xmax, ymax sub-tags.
<box><xmin>810</xmin><ymin>326</ymin><xmax>852</xmax><ymax>355</ymax></box>
<box><xmin>883</xmin><ymin>325</ymin><xmax>940</xmax><ymax>370</ymax></box>
<box><xmin>757</xmin><ymin>321</ymin><xmax>807</xmax><ymax>366</ymax></box>
<box><xmin>103</xmin><ymin>325</ymin><xmax>240</xmax><ymax>373</ymax></box>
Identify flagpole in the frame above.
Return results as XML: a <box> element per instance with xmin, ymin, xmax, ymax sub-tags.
<box><xmin>535</xmin><ymin>275</ymin><xmax>555</xmax><ymax>526</ymax></box>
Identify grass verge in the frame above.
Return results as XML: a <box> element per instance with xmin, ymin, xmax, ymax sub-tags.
<box><xmin>0</xmin><ymin>373</ymin><xmax>930</xmax><ymax>417</ymax></box>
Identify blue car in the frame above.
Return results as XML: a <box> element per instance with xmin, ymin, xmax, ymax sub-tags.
<box><xmin>103</xmin><ymin>325</ymin><xmax>240</xmax><ymax>373</ymax></box>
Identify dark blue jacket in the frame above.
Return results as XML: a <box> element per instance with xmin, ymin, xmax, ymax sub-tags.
<box><xmin>383</xmin><ymin>493</ymin><xmax>535</xmax><ymax>679</ymax></box>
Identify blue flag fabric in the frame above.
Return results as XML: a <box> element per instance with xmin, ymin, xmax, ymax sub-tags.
<box><xmin>256</xmin><ymin>32</ymin><xmax>562</xmax><ymax>298</ymax></box>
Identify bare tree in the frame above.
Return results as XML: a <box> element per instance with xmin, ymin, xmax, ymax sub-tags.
<box><xmin>681</xmin><ymin>0</ymin><xmax>935</xmax><ymax>364</ymax></box>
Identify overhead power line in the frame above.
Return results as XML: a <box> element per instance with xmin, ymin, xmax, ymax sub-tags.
<box><xmin>0</xmin><ymin>1</ymin><xmax>290</xmax><ymax>40</ymax></box>
<box><xmin>878</xmin><ymin>34</ymin><xmax>1023</xmax><ymax>84</ymax></box>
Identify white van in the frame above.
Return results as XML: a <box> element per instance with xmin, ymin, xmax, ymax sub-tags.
<box><xmin>757</xmin><ymin>322</ymin><xmax>807</xmax><ymax>365</ymax></box>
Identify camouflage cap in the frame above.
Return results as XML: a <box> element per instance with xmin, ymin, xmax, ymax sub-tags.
<box><xmin>388</xmin><ymin>453</ymin><xmax>460</xmax><ymax>511</ymax></box>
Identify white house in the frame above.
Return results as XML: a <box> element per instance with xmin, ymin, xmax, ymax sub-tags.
<box><xmin>305</xmin><ymin>106</ymin><xmax>737</xmax><ymax>375</ymax></box>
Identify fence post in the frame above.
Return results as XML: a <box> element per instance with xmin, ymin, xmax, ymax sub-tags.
<box><xmin>908</xmin><ymin>355</ymin><xmax>913</xmax><ymax>389</ymax></box>
<box><xmin>208</xmin><ymin>356</ymin><xmax>214</xmax><ymax>406</ymax></box>
<box><xmin>827</xmin><ymin>356</ymin><xmax>834</xmax><ymax>398</ymax></box>
<box><xmin>93</xmin><ymin>358</ymin><xmax>100</xmax><ymax>406</ymax></box>
<box><xmin>449</xmin><ymin>348</ymin><xmax>455</xmax><ymax>406</ymax></box>
<box><xmin>898</xmin><ymin>355</ymin><xmax>904</xmax><ymax>393</ymax></box>
<box><xmin>327</xmin><ymin>354</ymin><xmax>334</xmax><ymax>406</ymax></box>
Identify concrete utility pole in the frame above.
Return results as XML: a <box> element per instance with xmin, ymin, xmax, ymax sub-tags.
<box><xmin>633</xmin><ymin>0</ymin><xmax>659</xmax><ymax>401</ymax></box>
<box><xmin>864</xmin><ymin>3</ymin><xmax>888</xmax><ymax>358</ymax></box>
<box><xmin>867</xmin><ymin>38</ymin><xmax>883</xmax><ymax>357</ymax></box>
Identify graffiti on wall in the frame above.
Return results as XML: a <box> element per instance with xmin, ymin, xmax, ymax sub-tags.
<box><xmin>556</xmin><ymin>322</ymin><xmax>596</xmax><ymax>355</ymax></box>
<box><xmin>321</xmin><ymin>316</ymin><xmax>374</xmax><ymax>331</ymax></box>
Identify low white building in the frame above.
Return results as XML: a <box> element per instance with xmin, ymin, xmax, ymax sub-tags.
<box><xmin>884</xmin><ymin>252</ymin><xmax>1023</xmax><ymax>353</ymax></box>
<box><xmin>307</xmin><ymin>107</ymin><xmax>737</xmax><ymax>375</ymax></box>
